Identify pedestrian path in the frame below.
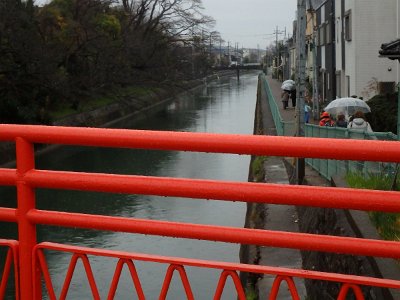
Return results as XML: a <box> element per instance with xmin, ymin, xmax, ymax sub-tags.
<box><xmin>265</xmin><ymin>75</ymin><xmax>319</xmax><ymax>132</ymax></box>
<box><xmin>256</xmin><ymin>74</ymin><xmax>307</xmax><ymax>299</ymax></box>
<box><xmin>265</xmin><ymin>75</ymin><xmax>298</xmax><ymax>130</ymax></box>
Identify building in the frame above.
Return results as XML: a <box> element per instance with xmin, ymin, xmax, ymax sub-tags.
<box><xmin>334</xmin><ymin>0</ymin><xmax>400</xmax><ymax>100</ymax></box>
<box><xmin>316</xmin><ymin>0</ymin><xmax>336</xmax><ymax>103</ymax></box>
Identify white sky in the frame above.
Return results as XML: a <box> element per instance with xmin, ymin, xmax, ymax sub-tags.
<box><xmin>201</xmin><ymin>0</ymin><xmax>297</xmax><ymax>49</ymax></box>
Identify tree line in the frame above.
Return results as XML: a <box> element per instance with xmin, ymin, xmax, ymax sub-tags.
<box><xmin>0</xmin><ymin>0</ymin><xmax>215</xmax><ymax>124</ymax></box>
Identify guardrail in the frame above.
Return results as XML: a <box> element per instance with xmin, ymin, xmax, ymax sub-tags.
<box><xmin>260</xmin><ymin>73</ymin><xmax>295</xmax><ymax>136</ymax></box>
<box><xmin>0</xmin><ymin>124</ymin><xmax>400</xmax><ymax>299</ymax></box>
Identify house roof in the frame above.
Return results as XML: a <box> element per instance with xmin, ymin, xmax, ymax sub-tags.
<box><xmin>379</xmin><ymin>39</ymin><xmax>400</xmax><ymax>61</ymax></box>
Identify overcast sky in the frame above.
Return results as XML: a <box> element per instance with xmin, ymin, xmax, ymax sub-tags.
<box><xmin>201</xmin><ymin>0</ymin><xmax>297</xmax><ymax>50</ymax></box>
<box><xmin>35</xmin><ymin>0</ymin><xmax>297</xmax><ymax>49</ymax></box>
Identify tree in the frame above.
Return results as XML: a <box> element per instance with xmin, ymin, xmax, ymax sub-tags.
<box><xmin>0</xmin><ymin>0</ymin><xmax>59</xmax><ymax>123</ymax></box>
<box><xmin>118</xmin><ymin>0</ymin><xmax>214</xmax><ymax>80</ymax></box>
<box><xmin>0</xmin><ymin>0</ymin><xmax>217</xmax><ymax>124</ymax></box>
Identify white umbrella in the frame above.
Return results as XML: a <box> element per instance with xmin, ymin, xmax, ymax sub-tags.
<box><xmin>281</xmin><ymin>82</ymin><xmax>295</xmax><ymax>91</ymax></box>
<box><xmin>282</xmin><ymin>79</ymin><xmax>295</xmax><ymax>85</ymax></box>
<box><xmin>324</xmin><ymin>97</ymin><xmax>371</xmax><ymax>115</ymax></box>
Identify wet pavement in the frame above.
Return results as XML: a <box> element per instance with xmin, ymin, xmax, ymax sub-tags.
<box><xmin>256</xmin><ymin>75</ymin><xmax>307</xmax><ymax>299</ymax></box>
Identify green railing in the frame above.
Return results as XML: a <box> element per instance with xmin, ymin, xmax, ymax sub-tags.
<box><xmin>259</xmin><ymin>74</ymin><xmax>398</xmax><ymax>181</ymax></box>
<box><xmin>260</xmin><ymin>73</ymin><xmax>295</xmax><ymax>136</ymax></box>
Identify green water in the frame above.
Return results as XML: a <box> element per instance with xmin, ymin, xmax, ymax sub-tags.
<box><xmin>1</xmin><ymin>71</ymin><xmax>259</xmax><ymax>299</ymax></box>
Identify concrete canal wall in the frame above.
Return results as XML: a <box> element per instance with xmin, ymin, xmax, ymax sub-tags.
<box><xmin>241</xmin><ymin>76</ymin><xmax>400</xmax><ymax>299</ymax></box>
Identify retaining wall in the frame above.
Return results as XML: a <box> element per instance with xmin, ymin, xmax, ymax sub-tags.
<box><xmin>242</xmin><ymin>76</ymin><xmax>400</xmax><ymax>300</ymax></box>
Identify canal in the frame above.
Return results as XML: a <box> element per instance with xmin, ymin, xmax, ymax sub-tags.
<box><xmin>3</xmin><ymin>71</ymin><xmax>259</xmax><ymax>299</ymax></box>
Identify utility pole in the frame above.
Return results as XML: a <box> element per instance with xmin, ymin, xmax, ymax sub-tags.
<box><xmin>228</xmin><ymin>41</ymin><xmax>230</xmax><ymax>64</ymax></box>
<box><xmin>209</xmin><ymin>33</ymin><xmax>212</xmax><ymax>58</ymax></box>
<box><xmin>273</xmin><ymin>26</ymin><xmax>285</xmax><ymax>80</ymax></box>
<box><xmin>236</xmin><ymin>42</ymin><xmax>240</xmax><ymax>80</ymax></box>
<box><xmin>309</xmin><ymin>0</ymin><xmax>320</xmax><ymax>120</ymax></box>
<box><xmin>296</xmin><ymin>0</ymin><xmax>307</xmax><ymax>184</ymax></box>
<box><xmin>219</xmin><ymin>38</ymin><xmax>222</xmax><ymax>67</ymax></box>
<box><xmin>274</xmin><ymin>26</ymin><xmax>279</xmax><ymax>75</ymax></box>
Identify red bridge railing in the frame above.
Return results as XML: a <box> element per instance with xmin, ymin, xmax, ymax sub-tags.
<box><xmin>0</xmin><ymin>124</ymin><xmax>399</xmax><ymax>299</ymax></box>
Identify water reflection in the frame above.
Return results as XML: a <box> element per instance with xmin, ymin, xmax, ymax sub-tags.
<box><xmin>1</xmin><ymin>71</ymin><xmax>260</xmax><ymax>299</ymax></box>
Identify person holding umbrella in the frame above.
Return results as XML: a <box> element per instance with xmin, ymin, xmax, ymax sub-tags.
<box><xmin>347</xmin><ymin>110</ymin><xmax>374</xmax><ymax>133</ymax></box>
<box><xmin>319</xmin><ymin>111</ymin><xmax>335</xmax><ymax>126</ymax></box>
<box><xmin>290</xmin><ymin>89</ymin><xmax>297</xmax><ymax>107</ymax></box>
<box><xmin>281</xmin><ymin>90</ymin><xmax>289</xmax><ymax>109</ymax></box>
<box><xmin>335</xmin><ymin>113</ymin><xmax>348</xmax><ymax>128</ymax></box>
<box><xmin>347</xmin><ymin>110</ymin><xmax>376</xmax><ymax>171</ymax></box>
<box><xmin>281</xmin><ymin>80</ymin><xmax>295</xmax><ymax>110</ymax></box>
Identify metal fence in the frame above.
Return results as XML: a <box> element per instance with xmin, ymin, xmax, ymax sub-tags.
<box><xmin>1</xmin><ymin>124</ymin><xmax>400</xmax><ymax>299</ymax></box>
<box><xmin>259</xmin><ymin>73</ymin><xmax>399</xmax><ymax>181</ymax></box>
<box><xmin>260</xmin><ymin>73</ymin><xmax>295</xmax><ymax>136</ymax></box>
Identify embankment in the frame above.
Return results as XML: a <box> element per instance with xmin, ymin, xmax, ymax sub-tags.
<box><xmin>0</xmin><ymin>71</ymin><xmax>234</xmax><ymax>166</ymax></box>
<box><xmin>242</xmin><ymin>77</ymin><xmax>400</xmax><ymax>300</ymax></box>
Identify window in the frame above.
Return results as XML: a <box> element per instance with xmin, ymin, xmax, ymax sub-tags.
<box><xmin>325</xmin><ymin>21</ymin><xmax>331</xmax><ymax>44</ymax></box>
<box><xmin>344</xmin><ymin>10</ymin><xmax>352</xmax><ymax>41</ymax></box>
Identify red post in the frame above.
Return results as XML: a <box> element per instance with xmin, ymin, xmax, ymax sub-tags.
<box><xmin>16</xmin><ymin>137</ymin><xmax>40</xmax><ymax>299</ymax></box>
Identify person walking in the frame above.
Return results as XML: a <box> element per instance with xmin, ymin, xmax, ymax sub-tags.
<box><xmin>347</xmin><ymin>111</ymin><xmax>374</xmax><ymax>134</ymax></box>
<box><xmin>347</xmin><ymin>110</ymin><xmax>376</xmax><ymax>172</ymax></box>
<box><xmin>281</xmin><ymin>90</ymin><xmax>289</xmax><ymax>110</ymax></box>
<box><xmin>319</xmin><ymin>111</ymin><xmax>334</xmax><ymax>126</ymax></box>
<box><xmin>304</xmin><ymin>102</ymin><xmax>311</xmax><ymax>123</ymax></box>
<box><xmin>290</xmin><ymin>89</ymin><xmax>297</xmax><ymax>108</ymax></box>
<box><xmin>335</xmin><ymin>113</ymin><xmax>348</xmax><ymax>128</ymax></box>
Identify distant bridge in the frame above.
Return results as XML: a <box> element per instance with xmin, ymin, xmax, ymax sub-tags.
<box><xmin>213</xmin><ymin>63</ymin><xmax>263</xmax><ymax>71</ymax></box>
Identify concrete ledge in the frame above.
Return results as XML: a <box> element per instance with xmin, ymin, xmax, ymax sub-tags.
<box><xmin>331</xmin><ymin>176</ymin><xmax>400</xmax><ymax>300</ymax></box>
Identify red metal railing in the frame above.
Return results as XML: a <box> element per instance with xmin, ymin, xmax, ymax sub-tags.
<box><xmin>0</xmin><ymin>124</ymin><xmax>399</xmax><ymax>299</ymax></box>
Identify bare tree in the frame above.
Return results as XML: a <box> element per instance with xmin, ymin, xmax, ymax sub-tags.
<box><xmin>121</xmin><ymin>0</ymin><xmax>214</xmax><ymax>39</ymax></box>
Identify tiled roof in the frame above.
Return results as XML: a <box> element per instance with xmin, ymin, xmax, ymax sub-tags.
<box><xmin>379</xmin><ymin>39</ymin><xmax>400</xmax><ymax>60</ymax></box>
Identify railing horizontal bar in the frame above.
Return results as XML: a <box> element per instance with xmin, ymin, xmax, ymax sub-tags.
<box><xmin>28</xmin><ymin>210</ymin><xmax>400</xmax><ymax>259</ymax></box>
<box><xmin>0</xmin><ymin>169</ymin><xmax>17</xmax><ymax>185</ymax></box>
<box><xmin>0</xmin><ymin>239</ymin><xmax>19</xmax><ymax>247</ymax></box>
<box><xmin>25</xmin><ymin>170</ymin><xmax>400</xmax><ymax>213</ymax></box>
<box><xmin>37</xmin><ymin>242</ymin><xmax>400</xmax><ymax>289</ymax></box>
<box><xmin>0</xmin><ymin>124</ymin><xmax>399</xmax><ymax>162</ymax></box>
<box><xmin>0</xmin><ymin>208</ymin><xmax>17</xmax><ymax>222</ymax></box>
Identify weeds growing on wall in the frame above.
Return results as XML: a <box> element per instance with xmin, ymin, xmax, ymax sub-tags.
<box><xmin>346</xmin><ymin>170</ymin><xmax>400</xmax><ymax>241</ymax></box>
<box><xmin>251</xmin><ymin>156</ymin><xmax>268</xmax><ymax>182</ymax></box>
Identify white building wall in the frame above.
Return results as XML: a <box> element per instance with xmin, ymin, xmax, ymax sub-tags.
<box><xmin>344</xmin><ymin>1</ymin><xmax>356</xmax><ymax>97</ymax></box>
<box><xmin>335</xmin><ymin>0</ymin><xmax>353</xmax><ymax>97</ymax></box>
<box><xmin>355</xmin><ymin>0</ymin><xmax>398</xmax><ymax>100</ymax></box>
<box><xmin>335</xmin><ymin>0</ymin><xmax>399</xmax><ymax>100</ymax></box>
<box><xmin>334</xmin><ymin>0</ymin><xmax>344</xmax><ymax>97</ymax></box>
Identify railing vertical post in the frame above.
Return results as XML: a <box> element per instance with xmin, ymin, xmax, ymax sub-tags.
<box><xmin>16</xmin><ymin>137</ymin><xmax>40</xmax><ymax>299</ymax></box>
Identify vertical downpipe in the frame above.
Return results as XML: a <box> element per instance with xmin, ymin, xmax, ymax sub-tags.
<box><xmin>16</xmin><ymin>137</ymin><xmax>40</xmax><ymax>299</ymax></box>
